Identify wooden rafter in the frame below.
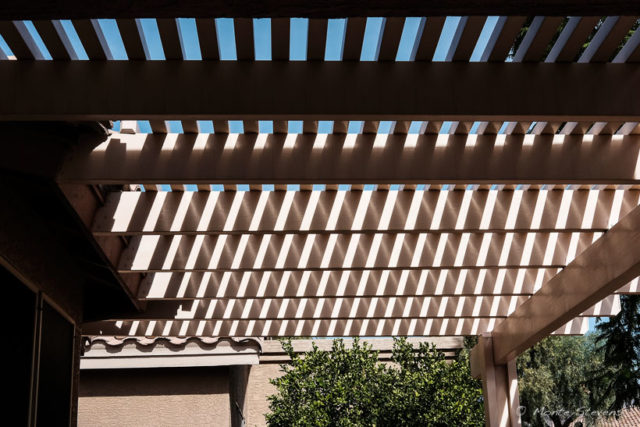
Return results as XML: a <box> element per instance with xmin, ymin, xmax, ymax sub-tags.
<box><xmin>1</xmin><ymin>62</ymin><xmax>639</xmax><ymax>120</ymax></box>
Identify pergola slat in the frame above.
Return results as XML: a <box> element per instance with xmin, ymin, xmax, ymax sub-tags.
<box><xmin>212</xmin><ymin>120</ymin><xmax>229</xmax><ymax>134</ymax></box>
<box><xmin>72</xmin><ymin>19</ymin><xmax>107</xmax><ymax>60</ymax></box>
<box><xmin>116</xmin><ymin>18</ymin><xmax>146</xmax><ymax>60</ymax></box>
<box><xmin>181</xmin><ymin>120</ymin><xmax>199</xmax><ymax>133</ymax></box>
<box><xmin>0</xmin><ymin>21</ymin><xmax>34</xmax><ymax>59</ymax></box>
<box><xmin>362</xmin><ymin>120</ymin><xmax>379</xmax><ymax>133</ymax></box>
<box><xmin>414</xmin><ymin>17</ymin><xmax>445</xmax><ymax>61</ymax></box>
<box><xmin>450</xmin><ymin>16</ymin><xmax>487</xmax><ymax>61</ymax></box>
<box><xmin>521</xmin><ymin>17</ymin><xmax>564</xmax><ymax>62</ymax></box>
<box><xmin>553</xmin><ymin>17</ymin><xmax>600</xmax><ymax>62</ymax></box>
<box><xmin>378</xmin><ymin>17</ymin><xmax>404</xmax><ymax>61</ymax></box>
<box><xmin>307</xmin><ymin>19</ymin><xmax>327</xmax><ymax>60</ymax></box>
<box><xmin>32</xmin><ymin>20</ymin><xmax>71</xmax><ymax>60</ymax></box>
<box><xmin>195</xmin><ymin>18</ymin><xmax>219</xmax><ymax>60</ymax></box>
<box><xmin>626</xmin><ymin>37</ymin><xmax>640</xmax><ymax>63</ymax></box>
<box><xmin>332</xmin><ymin>121</ymin><xmax>348</xmax><ymax>134</ymax></box>
<box><xmin>588</xmin><ymin>16</ymin><xmax>637</xmax><ymax>63</ymax></box>
<box><xmin>303</xmin><ymin>120</ymin><xmax>318</xmax><ymax>133</ymax></box>
<box><xmin>243</xmin><ymin>120</ymin><xmax>259</xmax><ymax>133</ymax></box>
<box><xmin>157</xmin><ymin>18</ymin><xmax>183</xmax><ymax>60</ymax></box>
<box><xmin>234</xmin><ymin>18</ymin><xmax>254</xmax><ymax>60</ymax></box>
<box><xmin>343</xmin><ymin>17</ymin><xmax>366</xmax><ymax>60</ymax></box>
<box><xmin>271</xmin><ymin>17</ymin><xmax>289</xmax><ymax>60</ymax></box>
<box><xmin>566</xmin><ymin>121</ymin><xmax>593</xmax><ymax>135</ymax></box>
<box><xmin>487</xmin><ymin>16</ymin><xmax>527</xmax><ymax>62</ymax></box>
<box><xmin>392</xmin><ymin>120</ymin><xmax>410</xmax><ymax>134</ymax></box>
<box><xmin>149</xmin><ymin>120</ymin><xmax>168</xmax><ymax>134</ymax></box>
<box><xmin>272</xmin><ymin>120</ymin><xmax>288</xmax><ymax>133</ymax></box>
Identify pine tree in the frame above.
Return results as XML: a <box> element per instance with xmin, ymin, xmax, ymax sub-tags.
<box><xmin>592</xmin><ymin>295</ymin><xmax>640</xmax><ymax>410</ymax></box>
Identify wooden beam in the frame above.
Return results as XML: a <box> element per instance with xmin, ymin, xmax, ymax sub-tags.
<box><xmin>2</xmin><ymin>62</ymin><xmax>640</xmax><ymax>121</ymax></box>
<box><xmin>1</xmin><ymin>1</ymin><xmax>637</xmax><ymax>19</ymax></box>
<box><xmin>470</xmin><ymin>334</ymin><xmax>521</xmax><ymax>426</ymax></box>
<box><xmin>105</xmin><ymin>294</ymin><xmax>618</xmax><ymax>321</ymax></box>
<box><xmin>82</xmin><ymin>316</ymin><xmax>591</xmax><ymax>337</ymax></box>
<box><xmin>492</xmin><ymin>204</ymin><xmax>640</xmax><ymax>364</ymax></box>
<box><xmin>59</xmin><ymin>133</ymin><xmax>640</xmax><ymax>185</ymax></box>
<box><xmin>137</xmin><ymin>270</ymin><xmax>637</xmax><ymax>300</ymax></box>
<box><xmin>91</xmin><ymin>189</ymin><xmax>636</xmax><ymax>235</ymax></box>
<box><xmin>60</xmin><ymin>184</ymin><xmax>143</xmax><ymax>300</ymax></box>
<box><xmin>115</xmin><ymin>295</ymin><xmax>542</xmax><ymax>320</ymax></box>
<box><xmin>117</xmin><ymin>231</ymin><xmax>593</xmax><ymax>272</ymax></box>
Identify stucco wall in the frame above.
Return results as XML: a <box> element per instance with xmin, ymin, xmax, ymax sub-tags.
<box><xmin>244</xmin><ymin>364</ymin><xmax>283</xmax><ymax>427</ymax></box>
<box><xmin>78</xmin><ymin>363</ymin><xmax>292</xmax><ymax>426</ymax></box>
<box><xmin>78</xmin><ymin>367</ymin><xmax>231</xmax><ymax>427</ymax></box>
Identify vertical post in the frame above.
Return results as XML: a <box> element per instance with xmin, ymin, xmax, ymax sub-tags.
<box><xmin>229</xmin><ymin>365</ymin><xmax>251</xmax><ymax>427</ymax></box>
<box><xmin>470</xmin><ymin>334</ymin><xmax>521</xmax><ymax>427</ymax></box>
<box><xmin>70</xmin><ymin>329</ymin><xmax>83</xmax><ymax>425</ymax></box>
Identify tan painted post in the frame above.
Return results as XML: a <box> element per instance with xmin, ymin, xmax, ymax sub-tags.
<box><xmin>471</xmin><ymin>334</ymin><xmax>521</xmax><ymax>427</ymax></box>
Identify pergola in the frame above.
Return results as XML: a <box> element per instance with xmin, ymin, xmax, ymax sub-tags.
<box><xmin>1</xmin><ymin>2</ymin><xmax>640</xmax><ymax>425</ymax></box>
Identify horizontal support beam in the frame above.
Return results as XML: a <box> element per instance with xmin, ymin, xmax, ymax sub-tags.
<box><xmin>0</xmin><ymin>1</ymin><xmax>635</xmax><ymax>19</ymax></box>
<box><xmin>83</xmin><ymin>316</ymin><xmax>590</xmax><ymax>337</ymax></box>
<box><xmin>111</xmin><ymin>295</ymin><xmax>618</xmax><ymax>321</ymax></box>
<box><xmin>119</xmin><ymin>231</ymin><xmax>597</xmax><ymax>272</ymax></box>
<box><xmin>93</xmin><ymin>188</ymin><xmax>637</xmax><ymax>235</ymax></box>
<box><xmin>4</xmin><ymin>62</ymin><xmax>640</xmax><ymax>121</ymax></box>
<box><xmin>60</xmin><ymin>184</ymin><xmax>144</xmax><ymax>304</ymax></box>
<box><xmin>139</xmin><ymin>269</ymin><xmax>558</xmax><ymax>299</ymax></box>
<box><xmin>139</xmin><ymin>270</ymin><xmax>639</xmax><ymax>299</ymax></box>
<box><xmin>60</xmin><ymin>132</ymin><xmax>640</xmax><ymax>185</ymax></box>
<box><xmin>492</xmin><ymin>204</ymin><xmax>640</xmax><ymax>364</ymax></box>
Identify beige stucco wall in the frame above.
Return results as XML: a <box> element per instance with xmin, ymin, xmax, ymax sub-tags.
<box><xmin>244</xmin><ymin>364</ymin><xmax>283</xmax><ymax>427</ymax></box>
<box><xmin>78</xmin><ymin>363</ymin><xmax>289</xmax><ymax>427</ymax></box>
<box><xmin>78</xmin><ymin>367</ymin><xmax>231</xmax><ymax>427</ymax></box>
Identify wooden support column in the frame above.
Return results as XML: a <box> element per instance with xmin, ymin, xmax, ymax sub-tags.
<box><xmin>471</xmin><ymin>334</ymin><xmax>521</xmax><ymax>427</ymax></box>
<box><xmin>229</xmin><ymin>365</ymin><xmax>251</xmax><ymax>427</ymax></box>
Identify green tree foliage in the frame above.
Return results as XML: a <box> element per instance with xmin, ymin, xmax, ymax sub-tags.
<box><xmin>592</xmin><ymin>295</ymin><xmax>640</xmax><ymax>410</ymax></box>
<box><xmin>518</xmin><ymin>295</ymin><xmax>640</xmax><ymax>426</ymax></box>
<box><xmin>266</xmin><ymin>338</ymin><xmax>388</xmax><ymax>426</ymax></box>
<box><xmin>266</xmin><ymin>338</ymin><xmax>484</xmax><ymax>426</ymax></box>
<box><xmin>517</xmin><ymin>335</ymin><xmax>610</xmax><ymax>427</ymax></box>
<box><xmin>377</xmin><ymin>338</ymin><xmax>484</xmax><ymax>426</ymax></box>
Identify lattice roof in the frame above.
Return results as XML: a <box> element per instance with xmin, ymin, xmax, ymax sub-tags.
<box><xmin>2</xmin><ymin>12</ymin><xmax>638</xmax><ymax>340</ymax></box>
